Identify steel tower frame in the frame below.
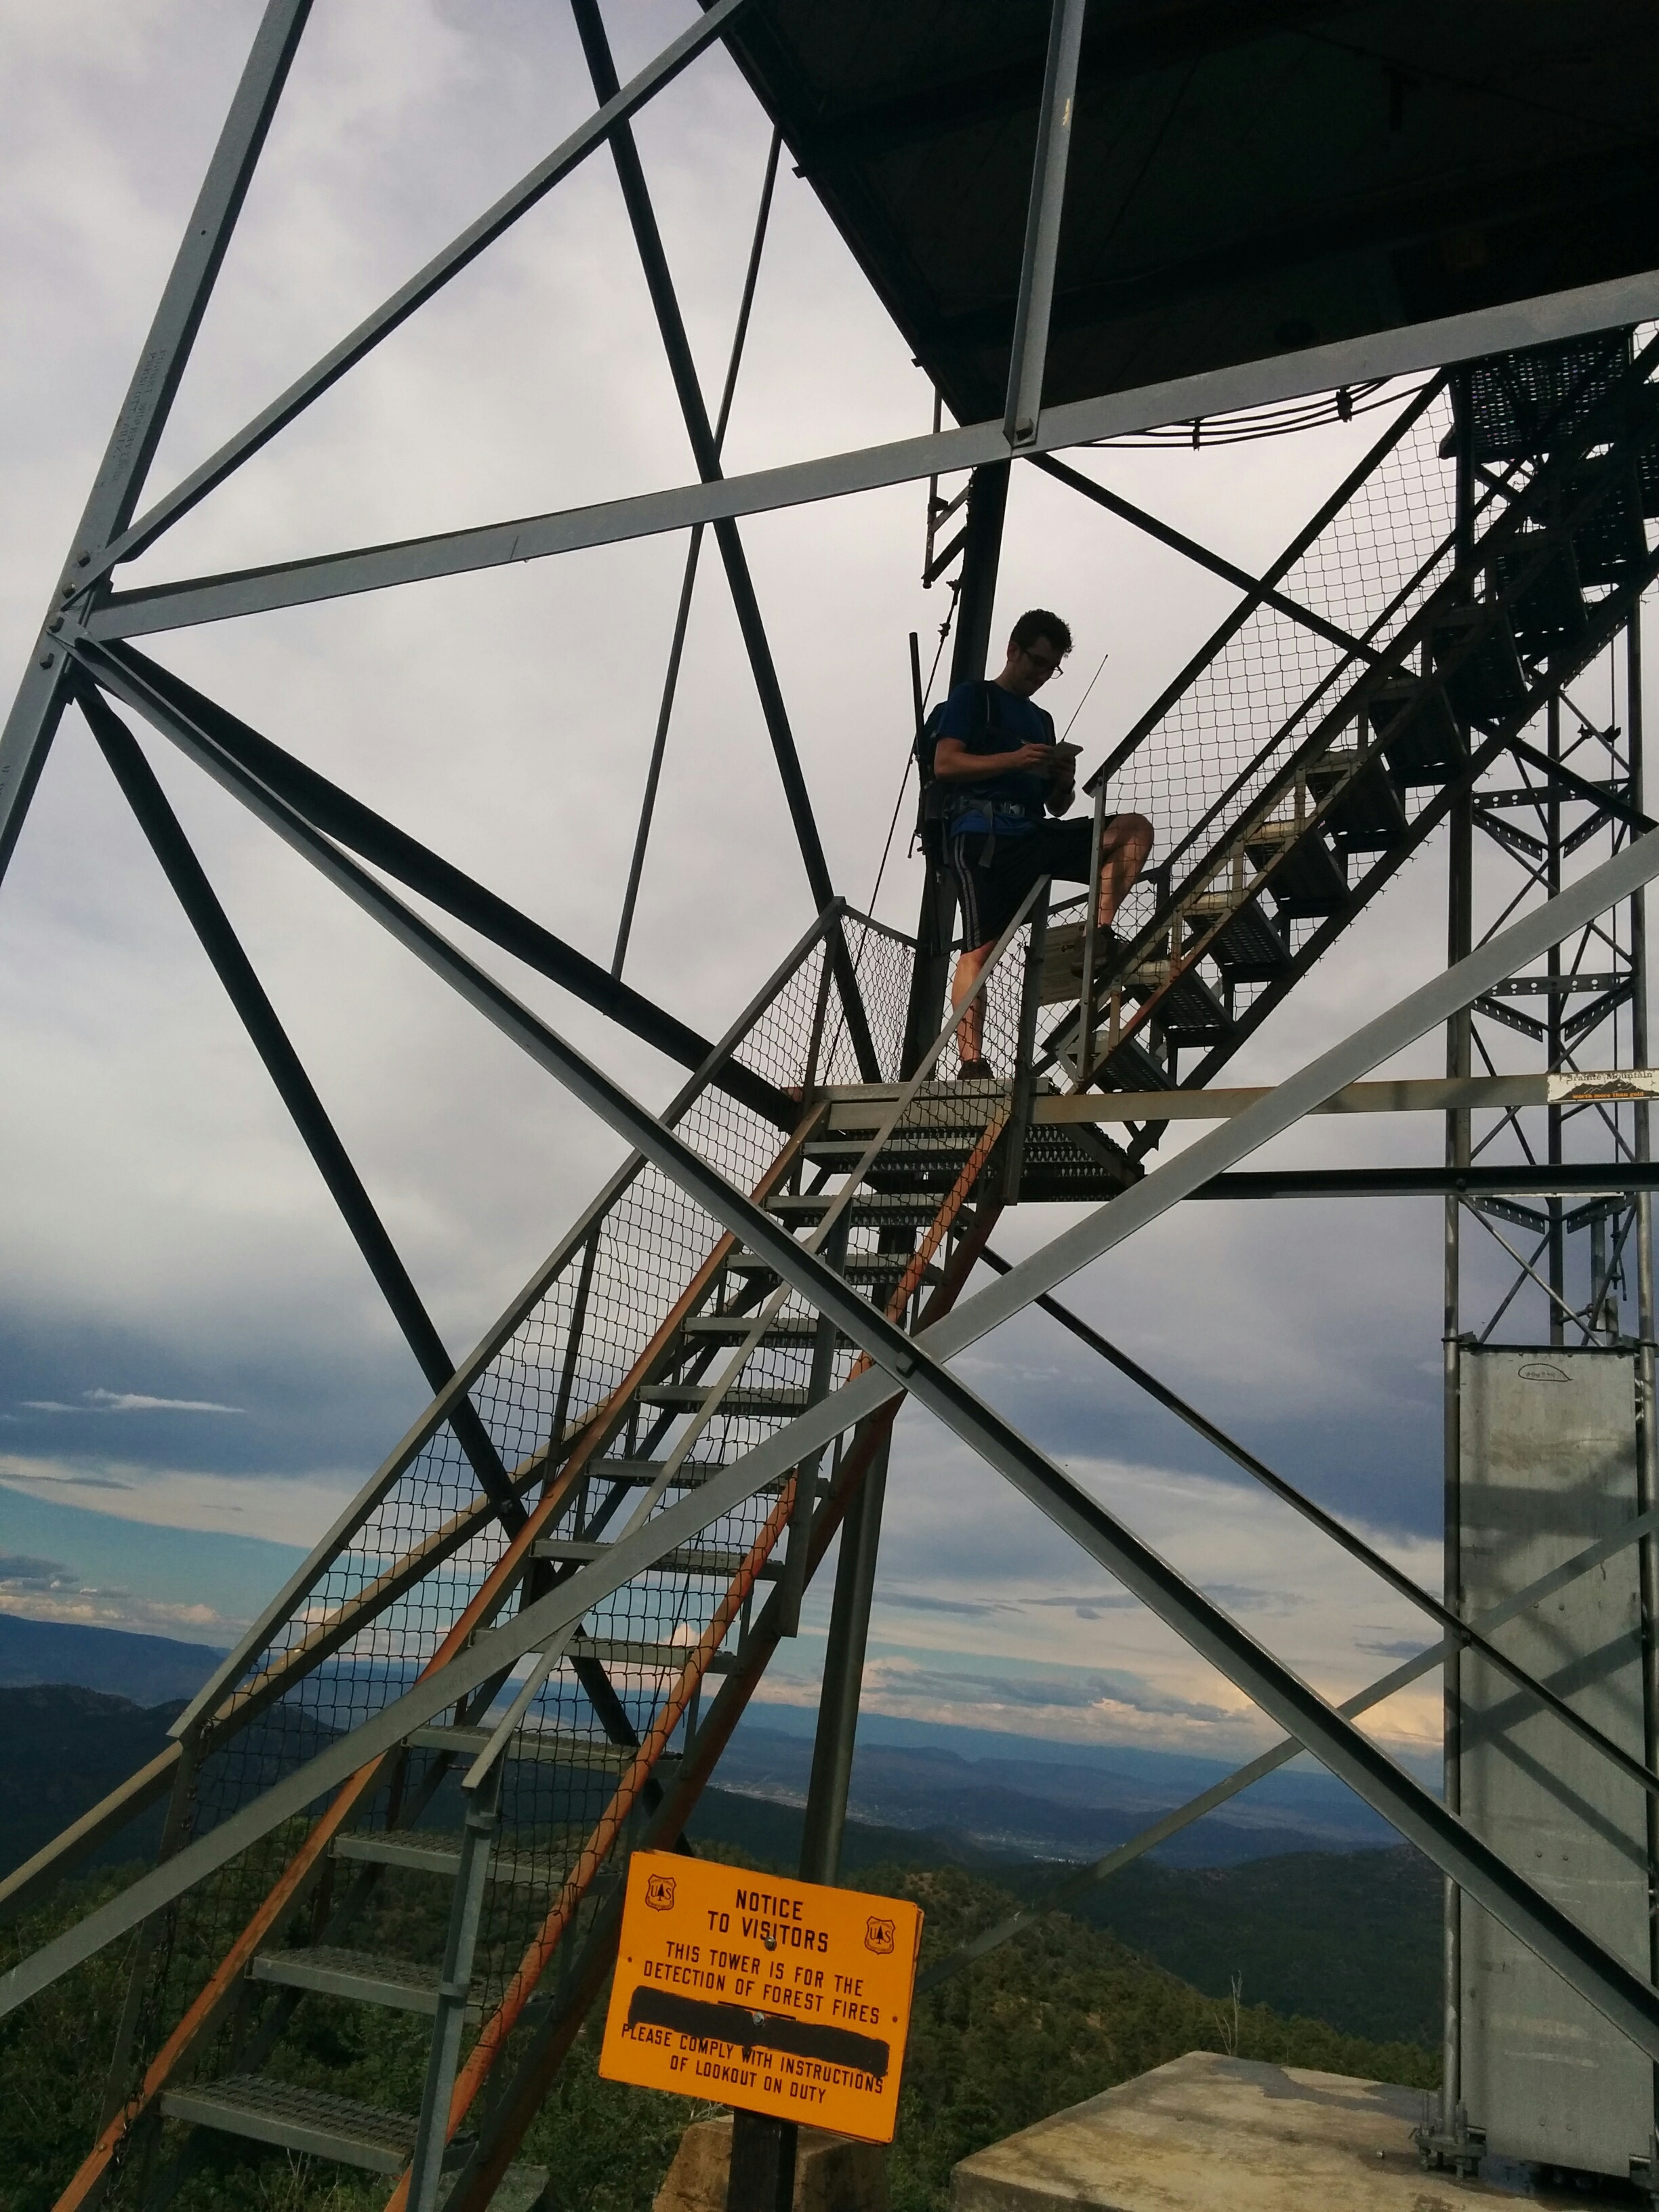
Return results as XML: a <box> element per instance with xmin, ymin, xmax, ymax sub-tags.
<box><xmin>5</xmin><ymin>4</ymin><xmax>1659</xmax><ymax>2205</ymax></box>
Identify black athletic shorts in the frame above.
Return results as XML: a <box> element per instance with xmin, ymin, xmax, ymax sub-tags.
<box><xmin>949</xmin><ymin>817</ymin><xmax>1106</xmax><ymax>951</ymax></box>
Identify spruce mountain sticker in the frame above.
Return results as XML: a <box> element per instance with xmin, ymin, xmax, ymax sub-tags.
<box><xmin>645</xmin><ymin>1873</ymin><xmax>676</xmax><ymax>1911</ymax></box>
<box><xmin>864</xmin><ymin>1917</ymin><xmax>895</xmax><ymax>1955</ymax></box>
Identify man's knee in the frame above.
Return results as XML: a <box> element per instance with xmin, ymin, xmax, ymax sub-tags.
<box><xmin>1102</xmin><ymin>813</ymin><xmax>1154</xmax><ymax>860</ymax></box>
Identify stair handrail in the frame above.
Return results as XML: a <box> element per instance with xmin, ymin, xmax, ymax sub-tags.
<box><xmin>114</xmin><ymin>902</ymin><xmax>846</xmax><ymax>1772</ymax></box>
<box><xmin>1066</xmin><ymin>331</ymin><xmax>1659</xmax><ymax>1073</ymax></box>
<box><xmin>1082</xmin><ymin>374</ymin><xmax>1447</xmax><ymax>801</ymax></box>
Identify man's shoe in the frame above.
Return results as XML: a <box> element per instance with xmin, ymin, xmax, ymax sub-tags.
<box><xmin>956</xmin><ymin>1058</ymin><xmax>999</xmax><ymax>1082</ymax></box>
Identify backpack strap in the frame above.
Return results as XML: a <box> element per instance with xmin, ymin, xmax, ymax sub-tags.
<box><xmin>912</xmin><ymin>681</ymin><xmax>1007</xmax><ymax>865</ymax></box>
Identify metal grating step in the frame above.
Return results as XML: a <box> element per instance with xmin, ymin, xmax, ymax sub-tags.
<box><xmin>1495</xmin><ymin>531</ymin><xmax>1587</xmax><ymax>659</ymax></box>
<box><xmin>331</xmin><ymin>1828</ymin><xmax>550</xmax><ymax>1885</ymax></box>
<box><xmin>161</xmin><ymin>2075</ymin><xmax>548</xmax><ymax>2201</ymax></box>
<box><xmin>639</xmin><ymin>1382</ymin><xmax>814</xmax><ymax>1416</ymax></box>
<box><xmin>1181</xmin><ymin>890</ymin><xmax>1289</xmax><ymax>979</ymax></box>
<box><xmin>767</xmin><ymin>1192</ymin><xmax>942</xmax><ymax>1226</ymax></box>
<box><xmin>408</xmin><ymin>1721</ymin><xmax>633</xmax><ymax>1773</ymax></box>
<box><xmin>1307</xmin><ymin>747</ymin><xmax>1409</xmax><ymax>853</ymax></box>
<box><xmin>822</xmin><ymin>1109</ymin><xmax>995</xmax><ymax>1138</ymax></box>
<box><xmin>842</xmin><ymin>1249</ymin><xmax>941</xmax><ymax>1285</ymax></box>
<box><xmin>1122</xmin><ymin>958</ymin><xmax>1232</xmax><ymax>1042</ymax></box>
<box><xmin>725</xmin><ymin>1248</ymin><xmax>941</xmax><ymax>1288</ymax></box>
<box><xmin>588</xmin><ymin>1456</ymin><xmax>790</xmax><ymax>1494</ymax></box>
<box><xmin>579</xmin><ymin>1637</ymin><xmax>736</xmax><ymax>1675</ymax></box>
<box><xmin>250</xmin><ymin>1944</ymin><xmax>474</xmax><ymax>2020</ymax></box>
<box><xmin>1370</xmin><ymin>673</ymin><xmax>1467</xmax><ymax>785</ymax></box>
<box><xmin>1240</xmin><ymin>814</ymin><xmax>1348</xmax><ymax>916</ymax></box>
<box><xmin>682</xmin><ymin>1313</ymin><xmax>822</xmax><ymax>1344</ymax></box>
<box><xmin>1565</xmin><ymin>453</ymin><xmax>1650</xmax><ymax>583</ymax></box>
<box><xmin>1431</xmin><ymin>602</ymin><xmax>1528</xmax><ymax>726</ymax></box>
<box><xmin>161</xmin><ymin>2073</ymin><xmax>417</xmax><ymax>2174</ymax></box>
<box><xmin>535</xmin><ymin>1535</ymin><xmax>778</xmax><ymax>1580</ymax></box>
<box><xmin>804</xmin><ymin>1134</ymin><xmax>978</xmax><ymax>1166</ymax></box>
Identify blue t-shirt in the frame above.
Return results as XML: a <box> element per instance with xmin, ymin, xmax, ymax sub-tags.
<box><xmin>936</xmin><ymin>680</ymin><xmax>1055</xmax><ymax>838</ymax></box>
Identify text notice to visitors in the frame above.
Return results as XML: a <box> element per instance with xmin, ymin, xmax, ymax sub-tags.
<box><xmin>598</xmin><ymin>1850</ymin><xmax>924</xmax><ymax>2143</ymax></box>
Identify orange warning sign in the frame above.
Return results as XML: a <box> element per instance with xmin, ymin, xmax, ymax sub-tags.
<box><xmin>598</xmin><ymin>1851</ymin><xmax>923</xmax><ymax>2144</ymax></box>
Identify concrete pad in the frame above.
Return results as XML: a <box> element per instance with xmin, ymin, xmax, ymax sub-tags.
<box><xmin>655</xmin><ymin>2115</ymin><xmax>889</xmax><ymax>2212</ymax></box>
<box><xmin>949</xmin><ymin>2052</ymin><xmax>1593</xmax><ymax>2211</ymax></box>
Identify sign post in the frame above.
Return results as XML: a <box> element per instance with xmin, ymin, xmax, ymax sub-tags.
<box><xmin>599</xmin><ymin>1850</ymin><xmax>924</xmax><ymax>2156</ymax></box>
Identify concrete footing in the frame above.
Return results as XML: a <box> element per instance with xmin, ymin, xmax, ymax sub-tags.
<box><xmin>654</xmin><ymin>2116</ymin><xmax>890</xmax><ymax>2212</ymax></box>
<box><xmin>948</xmin><ymin>2052</ymin><xmax>1597</xmax><ymax>2210</ymax></box>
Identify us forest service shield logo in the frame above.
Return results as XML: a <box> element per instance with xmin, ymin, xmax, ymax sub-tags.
<box><xmin>865</xmin><ymin>1915</ymin><xmax>896</xmax><ymax>1955</ymax></box>
<box><xmin>645</xmin><ymin>1874</ymin><xmax>676</xmax><ymax>1911</ymax></box>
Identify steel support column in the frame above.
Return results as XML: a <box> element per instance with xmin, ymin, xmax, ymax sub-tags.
<box><xmin>81</xmin><ymin>0</ymin><xmax>756</xmax><ymax>583</ymax></box>
<box><xmin>0</xmin><ymin>0</ymin><xmax>311</xmax><ymax>884</ymax></box>
<box><xmin>797</xmin><ymin>1429</ymin><xmax>890</xmax><ymax>1885</ymax></box>
<box><xmin>79</xmin><ymin>683</ymin><xmax>525</xmax><ymax>1536</ymax></box>
<box><xmin>1633</xmin><ymin>597</ymin><xmax>1659</xmax><ymax>2158</ymax></box>
<box><xmin>99</xmin><ymin>642</ymin><xmax>792</xmax><ymax>1126</ymax></box>
<box><xmin>1003</xmin><ymin>0</ymin><xmax>1087</xmax><ymax>447</ymax></box>
<box><xmin>1440</xmin><ymin>371</ymin><xmax>1476</xmax><ymax>2148</ymax></box>
<box><xmin>571</xmin><ymin>3</ymin><xmax>859</xmax><ymax>985</ymax></box>
<box><xmin>612</xmin><ymin>128</ymin><xmax>783</xmax><ymax>979</ymax></box>
<box><xmin>900</xmin><ymin>461</ymin><xmax>1010</xmax><ymax>1075</ymax></box>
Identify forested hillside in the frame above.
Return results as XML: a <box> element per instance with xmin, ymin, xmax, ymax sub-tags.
<box><xmin>0</xmin><ymin>1854</ymin><xmax>1436</xmax><ymax>2212</ymax></box>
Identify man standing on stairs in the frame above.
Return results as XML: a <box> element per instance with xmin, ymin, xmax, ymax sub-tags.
<box><xmin>933</xmin><ymin>609</ymin><xmax>1154</xmax><ymax>1078</ymax></box>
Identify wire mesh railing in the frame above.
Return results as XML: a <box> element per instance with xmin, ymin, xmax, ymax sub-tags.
<box><xmin>1098</xmin><ymin>381</ymin><xmax>1461</xmax><ymax>961</ymax></box>
<box><xmin>91</xmin><ymin>900</ymin><xmax>924</xmax><ymax>2195</ymax></box>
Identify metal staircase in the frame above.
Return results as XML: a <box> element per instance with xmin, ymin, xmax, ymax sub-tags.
<box><xmin>1040</xmin><ymin>328</ymin><xmax>1659</xmax><ymax>1130</ymax></box>
<box><xmin>48</xmin><ymin>904</ymin><xmax>1132</xmax><ymax>2212</ymax></box>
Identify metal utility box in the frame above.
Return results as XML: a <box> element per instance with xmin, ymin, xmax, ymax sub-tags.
<box><xmin>1457</xmin><ymin>1345</ymin><xmax>1653</xmax><ymax>2178</ymax></box>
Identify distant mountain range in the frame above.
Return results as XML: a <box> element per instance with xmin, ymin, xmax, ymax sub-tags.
<box><xmin>713</xmin><ymin>1719</ymin><xmax>1402</xmax><ymax>1866</ymax></box>
<box><xmin>1</xmin><ymin>1682</ymin><xmax>1438</xmax><ymax>2047</ymax></box>
<box><xmin>0</xmin><ymin>1614</ymin><xmax>1406</xmax><ymax>1879</ymax></box>
<box><xmin>0</xmin><ymin>1613</ymin><xmax>225</xmax><ymax>1704</ymax></box>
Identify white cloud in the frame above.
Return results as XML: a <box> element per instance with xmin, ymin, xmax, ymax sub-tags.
<box><xmin>0</xmin><ymin>1460</ymin><xmax>358</xmax><ymax>1545</ymax></box>
<box><xmin>20</xmin><ymin>1388</ymin><xmax>243</xmax><ymax>1414</ymax></box>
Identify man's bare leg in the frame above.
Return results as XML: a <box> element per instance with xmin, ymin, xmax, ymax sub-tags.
<box><xmin>951</xmin><ymin>940</ymin><xmax>995</xmax><ymax>1065</ymax></box>
<box><xmin>1095</xmin><ymin>812</ymin><xmax>1155</xmax><ymax>930</ymax></box>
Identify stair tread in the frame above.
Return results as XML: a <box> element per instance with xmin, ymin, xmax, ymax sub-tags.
<box><xmin>589</xmin><ymin>1457</ymin><xmax>790</xmax><ymax>1492</ymax></box>
<box><xmin>407</xmin><ymin>1721</ymin><xmax>630</xmax><ymax>1771</ymax></box>
<box><xmin>581</xmin><ymin>1636</ymin><xmax>734</xmax><ymax>1668</ymax></box>
<box><xmin>255</xmin><ymin>1944</ymin><xmax>443</xmax><ymax>1994</ymax></box>
<box><xmin>805</xmin><ymin>1134</ymin><xmax>978</xmax><ymax>1158</ymax></box>
<box><xmin>535</xmin><ymin>1536</ymin><xmax>767</xmax><ymax>1578</ymax></box>
<box><xmin>682</xmin><ymin>1314</ymin><xmax>821</xmax><ymax>1340</ymax></box>
<box><xmin>727</xmin><ymin>1248</ymin><xmax>938</xmax><ymax>1286</ymax></box>
<box><xmin>331</xmin><ymin>1828</ymin><xmax>548</xmax><ymax>1885</ymax></box>
<box><xmin>639</xmin><ymin>1382</ymin><xmax>814</xmax><ymax>1412</ymax></box>
<box><xmin>161</xmin><ymin>2075</ymin><xmax>548</xmax><ymax>2201</ymax></box>
<box><xmin>249</xmin><ymin>1944</ymin><xmax>474</xmax><ymax>2018</ymax></box>
<box><xmin>161</xmin><ymin>2072</ymin><xmax>416</xmax><ymax>2172</ymax></box>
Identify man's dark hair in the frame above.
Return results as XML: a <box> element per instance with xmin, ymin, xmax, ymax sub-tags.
<box><xmin>1010</xmin><ymin>607</ymin><xmax>1072</xmax><ymax>657</ymax></box>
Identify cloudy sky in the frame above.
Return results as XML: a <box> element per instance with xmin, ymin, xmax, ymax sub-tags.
<box><xmin>1</xmin><ymin>1</ymin><xmax>1644</xmax><ymax>1775</ymax></box>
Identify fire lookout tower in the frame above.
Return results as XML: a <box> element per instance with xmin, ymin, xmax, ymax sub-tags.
<box><xmin>4</xmin><ymin>3</ymin><xmax>1659</xmax><ymax>2205</ymax></box>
